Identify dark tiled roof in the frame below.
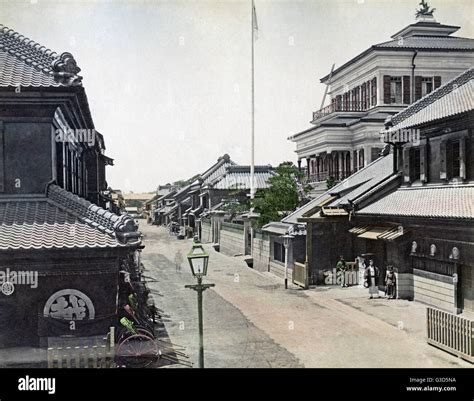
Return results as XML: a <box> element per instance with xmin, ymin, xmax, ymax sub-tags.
<box><xmin>282</xmin><ymin>154</ymin><xmax>393</xmax><ymax>224</ymax></box>
<box><xmin>0</xmin><ymin>24</ymin><xmax>82</xmax><ymax>87</ymax></box>
<box><xmin>0</xmin><ymin>185</ymin><xmax>140</xmax><ymax>250</ymax></box>
<box><xmin>374</xmin><ymin>35</ymin><xmax>474</xmax><ymax>50</ymax></box>
<box><xmin>357</xmin><ymin>185</ymin><xmax>474</xmax><ymax>219</ymax></box>
<box><xmin>171</xmin><ymin>154</ymin><xmax>237</xmax><ymax>201</ymax></box>
<box><xmin>388</xmin><ymin>68</ymin><xmax>474</xmax><ymax>130</ymax></box>
<box><xmin>200</xmin><ymin>154</ymin><xmax>237</xmax><ymax>184</ymax></box>
<box><xmin>209</xmin><ymin>165</ymin><xmax>276</xmax><ymax>190</ymax></box>
<box><xmin>327</xmin><ymin>155</ymin><xmax>394</xmax><ymax>206</ymax></box>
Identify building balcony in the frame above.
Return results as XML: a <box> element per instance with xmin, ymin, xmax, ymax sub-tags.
<box><xmin>304</xmin><ymin>170</ymin><xmax>354</xmax><ymax>184</ymax></box>
<box><xmin>312</xmin><ymin>101</ymin><xmax>372</xmax><ymax>123</ymax></box>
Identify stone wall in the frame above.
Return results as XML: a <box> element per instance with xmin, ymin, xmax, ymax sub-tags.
<box><xmin>219</xmin><ymin>222</ymin><xmax>245</xmax><ymax>256</ymax></box>
<box><xmin>252</xmin><ymin>231</ymin><xmax>270</xmax><ymax>272</ymax></box>
<box><xmin>413</xmin><ymin>269</ymin><xmax>455</xmax><ymax>312</ymax></box>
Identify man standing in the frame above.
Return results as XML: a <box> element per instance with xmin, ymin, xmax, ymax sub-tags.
<box><xmin>364</xmin><ymin>260</ymin><xmax>380</xmax><ymax>299</ymax></box>
<box><xmin>336</xmin><ymin>256</ymin><xmax>348</xmax><ymax>288</ymax></box>
<box><xmin>175</xmin><ymin>249</ymin><xmax>183</xmax><ymax>273</ymax></box>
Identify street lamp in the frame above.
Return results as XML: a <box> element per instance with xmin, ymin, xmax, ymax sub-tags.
<box><xmin>281</xmin><ymin>234</ymin><xmax>294</xmax><ymax>289</ymax></box>
<box><xmin>185</xmin><ymin>240</ymin><xmax>215</xmax><ymax>368</ymax></box>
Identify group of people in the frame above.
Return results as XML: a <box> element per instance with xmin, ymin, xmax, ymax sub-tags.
<box><xmin>336</xmin><ymin>256</ymin><xmax>397</xmax><ymax>300</ymax></box>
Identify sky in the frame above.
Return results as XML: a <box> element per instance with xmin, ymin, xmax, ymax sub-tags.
<box><xmin>1</xmin><ymin>0</ymin><xmax>473</xmax><ymax>192</ymax></box>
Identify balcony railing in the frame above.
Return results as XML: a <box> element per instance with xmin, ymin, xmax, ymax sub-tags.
<box><xmin>304</xmin><ymin>170</ymin><xmax>354</xmax><ymax>184</ymax></box>
<box><xmin>312</xmin><ymin>100</ymin><xmax>371</xmax><ymax>122</ymax></box>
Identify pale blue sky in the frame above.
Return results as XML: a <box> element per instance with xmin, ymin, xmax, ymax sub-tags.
<box><xmin>1</xmin><ymin>0</ymin><xmax>473</xmax><ymax>192</ymax></box>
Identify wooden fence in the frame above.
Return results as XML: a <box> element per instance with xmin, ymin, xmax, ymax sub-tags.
<box><xmin>427</xmin><ymin>307</ymin><xmax>474</xmax><ymax>363</ymax></box>
<box><xmin>47</xmin><ymin>327</ymin><xmax>115</xmax><ymax>368</ymax></box>
<box><xmin>293</xmin><ymin>262</ymin><xmax>308</xmax><ymax>289</ymax></box>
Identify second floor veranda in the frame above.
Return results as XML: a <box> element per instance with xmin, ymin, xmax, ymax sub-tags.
<box><xmin>311</xmin><ymin>99</ymin><xmax>374</xmax><ymax>123</ymax></box>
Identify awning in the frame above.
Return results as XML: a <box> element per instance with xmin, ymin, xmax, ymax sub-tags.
<box><xmin>321</xmin><ymin>207</ymin><xmax>348</xmax><ymax>216</ymax></box>
<box><xmin>163</xmin><ymin>205</ymin><xmax>178</xmax><ymax>216</ymax></box>
<box><xmin>190</xmin><ymin>205</ymin><xmax>203</xmax><ymax>216</ymax></box>
<box><xmin>349</xmin><ymin>225</ymin><xmax>407</xmax><ymax>241</ymax></box>
<box><xmin>262</xmin><ymin>222</ymin><xmax>291</xmax><ymax>235</ymax></box>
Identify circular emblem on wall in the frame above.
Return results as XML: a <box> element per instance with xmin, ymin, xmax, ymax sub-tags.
<box><xmin>43</xmin><ymin>289</ymin><xmax>95</xmax><ymax>320</ymax></box>
<box><xmin>1</xmin><ymin>281</ymin><xmax>15</xmax><ymax>296</ymax></box>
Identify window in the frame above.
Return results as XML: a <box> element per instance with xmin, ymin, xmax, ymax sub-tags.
<box><xmin>421</xmin><ymin>77</ymin><xmax>433</xmax><ymax>97</ymax></box>
<box><xmin>55</xmin><ymin>142</ymin><xmax>64</xmax><ymax>188</ymax></box>
<box><xmin>409</xmin><ymin>147</ymin><xmax>421</xmax><ymax>181</ymax></box>
<box><xmin>446</xmin><ymin>139</ymin><xmax>461</xmax><ymax>179</ymax></box>
<box><xmin>390</xmin><ymin>77</ymin><xmax>402</xmax><ymax>103</ymax></box>
<box><xmin>273</xmin><ymin>241</ymin><xmax>285</xmax><ymax>263</ymax></box>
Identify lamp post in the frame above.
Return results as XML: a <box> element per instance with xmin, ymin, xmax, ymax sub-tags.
<box><xmin>281</xmin><ymin>234</ymin><xmax>294</xmax><ymax>289</ymax></box>
<box><xmin>185</xmin><ymin>239</ymin><xmax>215</xmax><ymax>368</ymax></box>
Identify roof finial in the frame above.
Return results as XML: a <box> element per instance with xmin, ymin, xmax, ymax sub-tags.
<box><xmin>416</xmin><ymin>1</ymin><xmax>436</xmax><ymax>18</ymax></box>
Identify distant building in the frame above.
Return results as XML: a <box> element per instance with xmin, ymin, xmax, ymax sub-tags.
<box><xmin>123</xmin><ymin>192</ymin><xmax>155</xmax><ymax>216</ymax></box>
<box><xmin>289</xmin><ymin>12</ymin><xmax>474</xmax><ymax>191</ymax></box>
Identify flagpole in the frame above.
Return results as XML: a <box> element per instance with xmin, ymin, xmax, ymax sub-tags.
<box><xmin>250</xmin><ymin>0</ymin><xmax>255</xmax><ymax>202</ymax></box>
<box><xmin>250</xmin><ymin>0</ymin><xmax>256</xmax><ymax>258</ymax></box>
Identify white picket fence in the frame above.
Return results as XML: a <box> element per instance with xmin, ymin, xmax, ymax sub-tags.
<box><xmin>427</xmin><ymin>307</ymin><xmax>474</xmax><ymax>363</ymax></box>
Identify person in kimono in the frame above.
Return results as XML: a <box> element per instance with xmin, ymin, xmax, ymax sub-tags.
<box><xmin>336</xmin><ymin>256</ymin><xmax>348</xmax><ymax>287</ymax></box>
<box><xmin>384</xmin><ymin>265</ymin><xmax>397</xmax><ymax>299</ymax></box>
<box><xmin>364</xmin><ymin>259</ymin><xmax>380</xmax><ymax>299</ymax></box>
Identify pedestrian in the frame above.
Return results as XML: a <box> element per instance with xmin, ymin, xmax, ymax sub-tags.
<box><xmin>384</xmin><ymin>265</ymin><xmax>397</xmax><ymax>299</ymax></box>
<box><xmin>175</xmin><ymin>249</ymin><xmax>183</xmax><ymax>273</ymax></box>
<box><xmin>364</xmin><ymin>259</ymin><xmax>380</xmax><ymax>299</ymax></box>
<box><xmin>336</xmin><ymin>255</ymin><xmax>347</xmax><ymax>287</ymax></box>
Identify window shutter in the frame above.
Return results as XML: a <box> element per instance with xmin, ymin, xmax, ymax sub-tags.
<box><xmin>415</xmin><ymin>76</ymin><xmax>422</xmax><ymax>100</ymax></box>
<box><xmin>383</xmin><ymin>75</ymin><xmax>391</xmax><ymax>104</ymax></box>
<box><xmin>420</xmin><ymin>144</ymin><xmax>428</xmax><ymax>182</ymax></box>
<box><xmin>336</xmin><ymin>95</ymin><xmax>342</xmax><ymax>111</ymax></box>
<box><xmin>446</xmin><ymin>141</ymin><xmax>453</xmax><ymax>180</ymax></box>
<box><xmin>371</xmin><ymin>77</ymin><xmax>377</xmax><ymax>106</ymax></box>
<box><xmin>0</xmin><ymin>121</ymin><xmax>3</xmax><ymax>193</ymax></box>
<box><xmin>403</xmin><ymin>76</ymin><xmax>411</xmax><ymax>104</ymax></box>
<box><xmin>460</xmin><ymin>137</ymin><xmax>466</xmax><ymax>179</ymax></box>
<box><xmin>403</xmin><ymin>147</ymin><xmax>411</xmax><ymax>183</ymax></box>
<box><xmin>434</xmin><ymin>76</ymin><xmax>441</xmax><ymax>89</ymax></box>
<box><xmin>439</xmin><ymin>140</ymin><xmax>447</xmax><ymax>180</ymax></box>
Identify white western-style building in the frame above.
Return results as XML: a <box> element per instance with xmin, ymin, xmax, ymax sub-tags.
<box><xmin>289</xmin><ymin>14</ymin><xmax>474</xmax><ymax>187</ymax></box>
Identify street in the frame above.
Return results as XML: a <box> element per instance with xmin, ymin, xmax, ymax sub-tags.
<box><xmin>140</xmin><ymin>223</ymin><xmax>470</xmax><ymax>368</ymax></box>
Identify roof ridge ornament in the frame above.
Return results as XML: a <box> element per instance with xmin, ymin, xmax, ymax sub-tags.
<box><xmin>51</xmin><ymin>52</ymin><xmax>83</xmax><ymax>86</ymax></box>
<box><xmin>416</xmin><ymin>1</ymin><xmax>436</xmax><ymax>19</ymax></box>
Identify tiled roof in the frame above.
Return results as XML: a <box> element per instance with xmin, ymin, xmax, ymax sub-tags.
<box><xmin>387</xmin><ymin>68</ymin><xmax>473</xmax><ymax>131</ymax></box>
<box><xmin>210</xmin><ymin>165</ymin><xmax>276</xmax><ymax>190</ymax></box>
<box><xmin>0</xmin><ymin>185</ymin><xmax>141</xmax><ymax>251</ymax></box>
<box><xmin>375</xmin><ymin>35</ymin><xmax>474</xmax><ymax>50</ymax></box>
<box><xmin>171</xmin><ymin>155</ymin><xmax>237</xmax><ymax>202</ymax></box>
<box><xmin>357</xmin><ymin>185</ymin><xmax>474</xmax><ymax>219</ymax></box>
<box><xmin>201</xmin><ymin>154</ymin><xmax>237</xmax><ymax>185</ymax></box>
<box><xmin>282</xmin><ymin>154</ymin><xmax>393</xmax><ymax>224</ymax></box>
<box><xmin>327</xmin><ymin>155</ymin><xmax>394</xmax><ymax>206</ymax></box>
<box><xmin>0</xmin><ymin>24</ymin><xmax>82</xmax><ymax>87</ymax></box>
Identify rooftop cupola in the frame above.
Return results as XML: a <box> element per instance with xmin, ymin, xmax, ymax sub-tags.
<box><xmin>391</xmin><ymin>1</ymin><xmax>460</xmax><ymax>39</ymax></box>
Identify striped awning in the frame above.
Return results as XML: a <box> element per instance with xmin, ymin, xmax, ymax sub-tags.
<box><xmin>349</xmin><ymin>225</ymin><xmax>407</xmax><ymax>241</ymax></box>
